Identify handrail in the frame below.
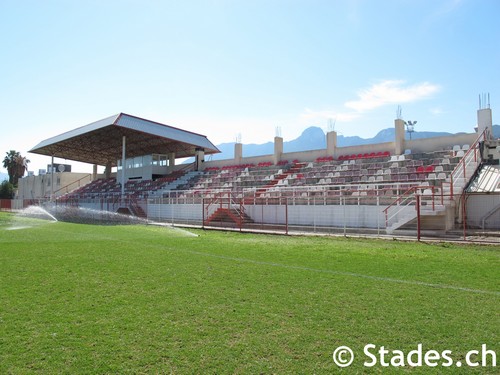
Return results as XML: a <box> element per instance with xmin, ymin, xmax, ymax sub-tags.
<box><xmin>449</xmin><ymin>128</ymin><xmax>487</xmax><ymax>199</ymax></box>
<box><xmin>179</xmin><ymin>162</ymin><xmax>196</xmax><ymax>172</ymax></box>
<box><xmin>382</xmin><ymin>186</ymin><xmax>417</xmax><ymax>215</ymax></box>
<box><xmin>53</xmin><ymin>174</ymin><xmax>92</xmax><ymax>196</ymax></box>
<box><xmin>383</xmin><ymin>186</ymin><xmax>418</xmax><ymax>228</ymax></box>
<box><xmin>481</xmin><ymin>203</ymin><xmax>500</xmax><ymax>229</ymax></box>
<box><xmin>382</xmin><ymin>184</ymin><xmax>441</xmax><ymax>228</ymax></box>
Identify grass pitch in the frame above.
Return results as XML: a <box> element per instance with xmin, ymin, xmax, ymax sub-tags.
<box><xmin>0</xmin><ymin>212</ymin><xmax>498</xmax><ymax>373</ymax></box>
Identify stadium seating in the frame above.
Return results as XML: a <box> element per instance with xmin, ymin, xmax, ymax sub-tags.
<box><xmin>59</xmin><ymin>148</ymin><xmax>462</xmax><ymax>204</ymax></box>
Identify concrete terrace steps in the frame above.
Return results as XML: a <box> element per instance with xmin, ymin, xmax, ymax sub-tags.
<box><xmin>204</xmin><ymin>207</ymin><xmax>254</xmax><ymax>227</ymax></box>
<box><xmin>255</xmin><ymin>162</ymin><xmax>307</xmax><ymax>197</ymax></box>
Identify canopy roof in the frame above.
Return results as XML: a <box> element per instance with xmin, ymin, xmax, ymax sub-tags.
<box><xmin>29</xmin><ymin>113</ymin><xmax>220</xmax><ymax>166</ymax></box>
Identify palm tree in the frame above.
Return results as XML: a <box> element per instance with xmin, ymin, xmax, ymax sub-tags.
<box><xmin>2</xmin><ymin>150</ymin><xmax>30</xmax><ymax>186</ymax></box>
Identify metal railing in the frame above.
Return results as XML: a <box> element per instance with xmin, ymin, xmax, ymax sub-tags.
<box><xmin>53</xmin><ymin>174</ymin><xmax>92</xmax><ymax>198</ymax></box>
<box><xmin>449</xmin><ymin>128</ymin><xmax>488</xmax><ymax>199</ymax></box>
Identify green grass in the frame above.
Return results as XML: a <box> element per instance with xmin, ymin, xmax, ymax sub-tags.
<box><xmin>0</xmin><ymin>211</ymin><xmax>498</xmax><ymax>374</ymax></box>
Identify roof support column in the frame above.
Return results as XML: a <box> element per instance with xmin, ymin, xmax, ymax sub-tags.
<box><xmin>50</xmin><ymin>155</ymin><xmax>54</xmax><ymax>201</ymax></box>
<box><xmin>121</xmin><ymin>135</ymin><xmax>126</xmax><ymax>199</ymax></box>
<box><xmin>168</xmin><ymin>153</ymin><xmax>175</xmax><ymax>173</ymax></box>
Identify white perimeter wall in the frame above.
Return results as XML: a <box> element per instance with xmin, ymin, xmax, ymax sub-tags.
<box><xmin>147</xmin><ymin>203</ymin><xmax>386</xmax><ymax>229</ymax></box>
<box><xmin>465</xmin><ymin>194</ymin><xmax>500</xmax><ymax>229</ymax></box>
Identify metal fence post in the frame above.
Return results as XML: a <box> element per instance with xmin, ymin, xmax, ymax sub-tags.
<box><xmin>416</xmin><ymin>194</ymin><xmax>421</xmax><ymax>241</ymax></box>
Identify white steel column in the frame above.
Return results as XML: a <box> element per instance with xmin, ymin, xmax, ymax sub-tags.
<box><xmin>121</xmin><ymin>135</ymin><xmax>126</xmax><ymax>198</ymax></box>
<box><xmin>50</xmin><ymin>155</ymin><xmax>54</xmax><ymax>201</ymax></box>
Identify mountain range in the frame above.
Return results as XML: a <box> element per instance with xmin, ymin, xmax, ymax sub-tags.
<box><xmin>204</xmin><ymin>125</ymin><xmax>500</xmax><ymax>161</ymax></box>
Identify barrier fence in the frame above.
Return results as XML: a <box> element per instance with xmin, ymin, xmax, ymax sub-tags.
<box><xmin>4</xmin><ymin>187</ymin><xmax>499</xmax><ymax>241</ymax></box>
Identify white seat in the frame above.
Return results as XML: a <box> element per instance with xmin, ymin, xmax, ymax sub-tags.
<box><xmin>452</xmin><ymin>145</ymin><xmax>461</xmax><ymax>151</ymax></box>
<box><xmin>437</xmin><ymin>173</ymin><xmax>447</xmax><ymax>180</ymax></box>
<box><xmin>398</xmin><ymin>155</ymin><xmax>405</xmax><ymax>161</ymax></box>
<box><xmin>462</xmin><ymin>144</ymin><xmax>470</xmax><ymax>151</ymax></box>
<box><xmin>455</xmin><ymin>150</ymin><xmax>465</xmax><ymax>157</ymax></box>
<box><xmin>434</xmin><ymin>166</ymin><xmax>444</xmax><ymax>172</ymax></box>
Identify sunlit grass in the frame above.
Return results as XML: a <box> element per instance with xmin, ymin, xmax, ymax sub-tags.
<box><xmin>0</xmin><ymin>212</ymin><xmax>498</xmax><ymax>373</ymax></box>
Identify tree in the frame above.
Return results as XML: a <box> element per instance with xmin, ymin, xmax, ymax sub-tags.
<box><xmin>0</xmin><ymin>180</ymin><xmax>14</xmax><ymax>199</ymax></box>
<box><xmin>2</xmin><ymin>150</ymin><xmax>30</xmax><ymax>186</ymax></box>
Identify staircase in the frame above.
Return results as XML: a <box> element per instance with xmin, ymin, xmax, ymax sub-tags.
<box><xmin>255</xmin><ymin>162</ymin><xmax>307</xmax><ymax>198</ymax></box>
<box><xmin>204</xmin><ymin>207</ymin><xmax>254</xmax><ymax>227</ymax></box>
<box><xmin>129</xmin><ymin>202</ymin><xmax>147</xmax><ymax>219</ymax></box>
<box><xmin>150</xmin><ymin>171</ymin><xmax>202</xmax><ymax>197</ymax></box>
<box><xmin>384</xmin><ymin>129</ymin><xmax>488</xmax><ymax>235</ymax></box>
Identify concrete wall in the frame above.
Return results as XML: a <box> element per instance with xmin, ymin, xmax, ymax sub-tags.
<box><xmin>200</xmin><ymin>130</ymin><xmax>477</xmax><ymax>170</ymax></box>
<box><xmin>405</xmin><ymin>133</ymin><xmax>476</xmax><ymax>154</ymax></box>
<box><xmin>18</xmin><ymin>172</ymin><xmax>92</xmax><ymax>200</ymax></box>
<box><xmin>146</xmin><ymin>202</ymin><xmax>386</xmax><ymax>229</ymax></box>
<box><xmin>246</xmin><ymin>204</ymin><xmax>385</xmax><ymax>229</ymax></box>
<box><xmin>465</xmin><ymin>193</ymin><xmax>500</xmax><ymax>229</ymax></box>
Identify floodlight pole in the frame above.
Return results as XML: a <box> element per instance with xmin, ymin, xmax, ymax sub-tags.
<box><xmin>121</xmin><ymin>135</ymin><xmax>126</xmax><ymax>201</ymax></box>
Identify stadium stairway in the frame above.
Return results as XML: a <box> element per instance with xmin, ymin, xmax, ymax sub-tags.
<box><xmin>204</xmin><ymin>207</ymin><xmax>254</xmax><ymax>227</ymax></box>
<box><xmin>128</xmin><ymin>202</ymin><xmax>147</xmax><ymax>219</ymax></box>
<box><xmin>151</xmin><ymin>171</ymin><xmax>203</xmax><ymax>197</ymax></box>
<box><xmin>385</xmin><ymin>132</ymin><xmax>487</xmax><ymax>235</ymax></box>
<box><xmin>254</xmin><ymin>162</ymin><xmax>307</xmax><ymax>198</ymax></box>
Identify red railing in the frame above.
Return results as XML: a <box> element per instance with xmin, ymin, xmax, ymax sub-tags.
<box><xmin>383</xmin><ymin>184</ymin><xmax>444</xmax><ymax>231</ymax></box>
<box><xmin>449</xmin><ymin>128</ymin><xmax>489</xmax><ymax>199</ymax></box>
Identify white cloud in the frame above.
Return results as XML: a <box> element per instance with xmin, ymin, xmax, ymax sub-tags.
<box><xmin>301</xmin><ymin>80</ymin><xmax>441</xmax><ymax>126</ymax></box>
<box><xmin>345</xmin><ymin>80</ymin><xmax>441</xmax><ymax>112</ymax></box>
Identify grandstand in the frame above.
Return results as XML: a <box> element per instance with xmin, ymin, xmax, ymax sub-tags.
<box><xmin>18</xmin><ymin>105</ymin><xmax>500</xmax><ymax>239</ymax></box>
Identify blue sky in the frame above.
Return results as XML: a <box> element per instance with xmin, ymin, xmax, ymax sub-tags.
<box><xmin>1</xmin><ymin>0</ymin><xmax>499</xmax><ymax>174</ymax></box>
